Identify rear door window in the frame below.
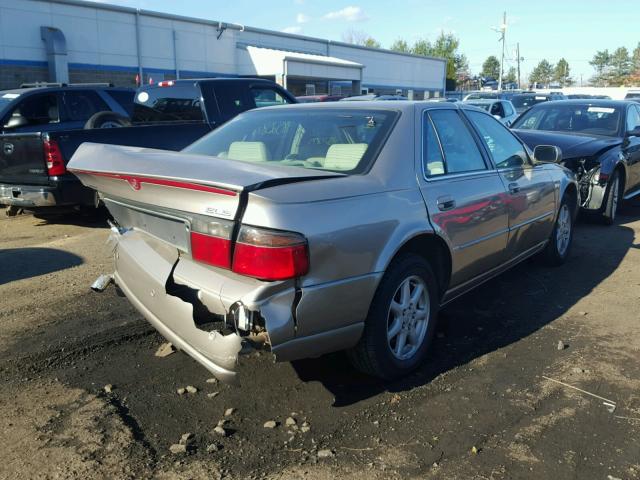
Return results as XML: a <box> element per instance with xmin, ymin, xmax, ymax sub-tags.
<box><xmin>426</xmin><ymin>110</ymin><xmax>487</xmax><ymax>175</ymax></box>
<box><xmin>466</xmin><ymin>110</ymin><xmax>529</xmax><ymax>168</ymax></box>
<box><xmin>212</xmin><ymin>84</ymin><xmax>250</xmax><ymax>123</ymax></box>
<box><xmin>61</xmin><ymin>90</ymin><xmax>109</xmax><ymax>122</ymax></box>
<box><xmin>132</xmin><ymin>85</ymin><xmax>204</xmax><ymax>123</ymax></box>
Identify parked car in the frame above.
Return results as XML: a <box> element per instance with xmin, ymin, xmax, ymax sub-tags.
<box><xmin>625</xmin><ymin>91</ymin><xmax>640</xmax><ymax>103</ymax></box>
<box><xmin>0</xmin><ymin>78</ymin><xmax>295</xmax><ymax>212</ymax></box>
<box><xmin>463</xmin><ymin>91</ymin><xmax>522</xmax><ymax>101</ymax></box>
<box><xmin>510</xmin><ymin>92</ymin><xmax>565</xmax><ymax>115</ymax></box>
<box><xmin>296</xmin><ymin>94</ymin><xmax>344</xmax><ymax>103</ymax></box>
<box><xmin>512</xmin><ymin>100</ymin><xmax>640</xmax><ymax>224</ymax></box>
<box><xmin>463</xmin><ymin>99</ymin><xmax>518</xmax><ymax>126</ymax></box>
<box><xmin>69</xmin><ymin>101</ymin><xmax>578</xmax><ymax>382</ymax></box>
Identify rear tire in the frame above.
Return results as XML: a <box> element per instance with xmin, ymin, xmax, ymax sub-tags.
<box><xmin>84</xmin><ymin>111</ymin><xmax>131</xmax><ymax>129</ymax></box>
<box><xmin>602</xmin><ymin>171</ymin><xmax>621</xmax><ymax>225</ymax></box>
<box><xmin>543</xmin><ymin>194</ymin><xmax>574</xmax><ymax>266</ymax></box>
<box><xmin>347</xmin><ymin>254</ymin><xmax>439</xmax><ymax>380</ymax></box>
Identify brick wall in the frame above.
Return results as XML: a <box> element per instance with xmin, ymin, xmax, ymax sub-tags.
<box><xmin>0</xmin><ymin>65</ymin><xmax>49</xmax><ymax>90</ymax></box>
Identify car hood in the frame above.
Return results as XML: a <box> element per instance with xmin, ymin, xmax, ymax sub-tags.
<box><xmin>513</xmin><ymin>129</ymin><xmax>620</xmax><ymax>159</ymax></box>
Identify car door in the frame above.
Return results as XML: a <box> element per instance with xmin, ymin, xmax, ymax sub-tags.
<box><xmin>623</xmin><ymin>104</ymin><xmax>640</xmax><ymax>192</ymax></box>
<box><xmin>417</xmin><ymin>107</ymin><xmax>510</xmax><ymax>288</ymax></box>
<box><xmin>464</xmin><ymin>109</ymin><xmax>557</xmax><ymax>257</ymax></box>
<box><xmin>60</xmin><ymin>90</ymin><xmax>110</xmax><ymax>129</ymax></box>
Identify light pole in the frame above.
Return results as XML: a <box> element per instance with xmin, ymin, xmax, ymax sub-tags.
<box><xmin>492</xmin><ymin>12</ymin><xmax>507</xmax><ymax>91</ymax></box>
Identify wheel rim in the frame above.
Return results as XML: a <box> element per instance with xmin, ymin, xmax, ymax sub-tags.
<box><xmin>556</xmin><ymin>203</ymin><xmax>571</xmax><ymax>256</ymax></box>
<box><xmin>387</xmin><ymin>275</ymin><xmax>430</xmax><ymax>361</ymax></box>
<box><xmin>610</xmin><ymin>177</ymin><xmax>619</xmax><ymax>221</ymax></box>
<box><xmin>99</xmin><ymin>121</ymin><xmax>122</xmax><ymax>128</ymax></box>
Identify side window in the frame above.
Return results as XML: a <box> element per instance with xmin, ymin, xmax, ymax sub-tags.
<box><xmin>626</xmin><ymin>105</ymin><xmax>640</xmax><ymax>131</ymax></box>
<box><xmin>427</xmin><ymin>110</ymin><xmax>487</xmax><ymax>175</ymax></box>
<box><xmin>503</xmin><ymin>102</ymin><xmax>514</xmax><ymax>117</ymax></box>
<box><xmin>466</xmin><ymin>110</ymin><xmax>529</xmax><ymax>168</ymax></box>
<box><xmin>132</xmin><ymin>85</ymin><xmax>204</xmax><ymax>123</ymax></box>
<box><xmin>490</xmin><ymin>102</ymin><xmax>504</xmax><ymax>117</ymax></box>
<box><xmin>422</xmin><ymin>115</ymin><xmax>445</xmax><ymax>177</ymax></box>
<box><xmin>250</xmin><ymin>88</ymin><xmax>292</xmax><ymax>108</ymax></box>
<box><xmin>62</xmin><ymin>91</ymin><xmax>109</xmax><ymax>122</ymax></box>
<box><xmin>5</xmin><ymin>93</ymin><xmax>59</xmax><ymax>127</ymax></box>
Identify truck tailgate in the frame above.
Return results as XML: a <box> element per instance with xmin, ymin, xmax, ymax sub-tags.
<box><xmin>0</xmin><ymin>132</ymin><xmax>48</xmax><ymax>185</ymax></box>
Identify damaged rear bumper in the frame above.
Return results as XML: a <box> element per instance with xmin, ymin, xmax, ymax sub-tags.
<box><xmin>105</xmin><ymin>230</ymin><xmax>371</xmax><ymax>383</ymax></box>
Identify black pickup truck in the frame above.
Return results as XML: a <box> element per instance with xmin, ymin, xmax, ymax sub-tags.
<box><xmin>0</xmin><ymin>78</ymin><xmax>295</xmax><ymax>212</ymax></box>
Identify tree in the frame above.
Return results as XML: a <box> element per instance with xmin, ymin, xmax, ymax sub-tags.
<box><xmin>610</xmin><ymin>47</ymin><xmax>631</xmax><ymax>85</ymax></box>
<box><xmin>481</xmin><ymin>56</ymin><xmax>500</xmax><ymax>80</ymax></box>
<box><xmin>390</xmin><ymin>39</ymin><xmax>410</xmax><ymax>53</ymax></box>
<box><xmin>504</xmin><ymin>66</ymin><xmax>517</xmax><ymax>84</ymax></box>
<box><xmin>342</xmin><ymin>29</ymin><xmax>380</xmax><ymax>48</ymax></box>
<box><xmin>631</xmin><ymin>43</ymin><xmax>640</xmax><ymax>84</ymax></box>
<box><xmin>529</xmin><ymin>59</ymin><xmax>554</xmax><ymax>87</ymax></box>
<box><xmin>554</xmin><ymin>58</ymin><xmax>571</xmax><ymax>86</ymax></box>
<box><xmin>590</xmin><ymin>50</ymin><xmax>611</xmax><ymax>86</ymax></box>
<box><xmin>408</xmin><ymin>33</ymin><xmax>466</xmax><ymax>89</ymax></box>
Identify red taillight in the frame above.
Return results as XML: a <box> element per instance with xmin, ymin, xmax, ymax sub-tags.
<box><xmin>44</xmin><ymin>138</ymin><xmax>66</xmax><ymax>176</ymax></box>
<box><xmin>189</xmin><ymin>217</ymin><xmax>234</xmax><ymax>268</ymax></box>
<box><xmin>190</xmin><ymin>232</ymin><xmax>231</xmax><ymax>269</ymax></box>
<box><xmin>231</xmin><ymin>226</ymin><xmax>309</xmax><ymax>281</ymax></box>
<box><xmin>158</xmin><ymin>80</ymin><xmax>175</xmax><ymax>87</ymax></box>
<box><xmin>598</xmin><ymin>171</ymin><xmax>609</xmax><ymax>185</ymax></box>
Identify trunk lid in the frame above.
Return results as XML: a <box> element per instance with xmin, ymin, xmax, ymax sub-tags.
<box><xmin>0</xmin><ymin>132</ymin><xmax>49</xmax><ymax>185</ymax></box>
<box><xmin>68</xmin><ymin>142</ymin><xmax>342</xmax><ymax>222</ymax></box>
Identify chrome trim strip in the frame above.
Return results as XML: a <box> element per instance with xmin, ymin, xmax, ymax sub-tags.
<box><xmin>453</xmin><ymin>227</ymin><xmax>509</xmax><ymax>251</ymax></box>
<box><xmin>508</xmin><ymin>210</ymin><xmax>554</xmax><ymax>232</ymax></box>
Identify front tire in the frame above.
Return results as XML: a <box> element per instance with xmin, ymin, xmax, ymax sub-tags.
<box><xmin>543</xmin><ymin>195</ymin><xmax>574</xmax><ymax>266</ymax></box>
<box><xmin>602</xmin><ymin>171</ymin><xmax>621</xmax><ymax>225</ymax></box>
<box><xmin>347</xmin><ymin>254</ymin><xmax>439</xmax><ymax>380</ymax></box>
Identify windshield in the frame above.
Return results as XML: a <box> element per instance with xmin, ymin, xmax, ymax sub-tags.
<box><xmin>0</xmin><ymin>92</ymin><xmax>20</xmax><ymax>116</ymax></box>
<box><xmin>183</xmin><ymin>108</ymin><xmax>398</xmax><ymax>174</ymax></box>
<box><xmin>511</xmin><ymin>95</ymin><xmax>549</xmax><ymax>109</ymax></box>
<box><xmin>467</xmin><ymin>102</ymin><xmax>492</xmax><ymax>112</ymax></box>
<box><xmin>512</xmin><ymin>103</ymin><xmax>623</xmax><ymax>136</ymax></box>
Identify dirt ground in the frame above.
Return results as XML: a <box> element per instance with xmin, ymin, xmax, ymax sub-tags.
<box><xmin>1</xmin><ymin>203</ymin><xmax>639</xmax><ymax>480</ymax></box>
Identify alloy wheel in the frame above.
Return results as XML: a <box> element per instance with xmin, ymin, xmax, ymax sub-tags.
<box><xmin>556</xmin><ymin>203</ymin><xmax>571</xmax><ymax>256</ymax></box>
<box><xmin>387</xmin><ymin>275</ymin><xmax>430</xmax><ymax>361</ymax></box>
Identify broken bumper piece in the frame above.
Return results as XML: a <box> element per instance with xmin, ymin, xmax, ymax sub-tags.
<box><xmin>110</xmin><ymin>231</ymin><xmax>296</xmax><ymax>383</ymax></box>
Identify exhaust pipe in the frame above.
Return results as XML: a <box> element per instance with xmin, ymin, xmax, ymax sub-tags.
<box><xmin>91</xmin><ymin>274</ymin><xmax>113</xmax><ymax>293</ymax></box>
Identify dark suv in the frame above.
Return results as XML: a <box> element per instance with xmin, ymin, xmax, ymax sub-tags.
<box><xmin>0</xmin><ymin>83</ymin><xmax>134</xmax><ymax>133</ymax></box>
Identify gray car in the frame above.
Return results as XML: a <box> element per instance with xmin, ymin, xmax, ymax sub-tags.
<box><xmin>68</xmin><ymin>101</ymin><xmax>578</xmax><ymax>383</ymax></box>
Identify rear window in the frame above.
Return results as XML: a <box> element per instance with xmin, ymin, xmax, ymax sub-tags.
<box><xmin>183</xmin><ymin>108</ymin><xmax>398</xmax><ymax>174</ymax></box>
<box><xmin>132</xmin><ymin>85</ymin><xmax>203</xmax><ymax>123</ymax></box>
<box><xmin>511</xmin><ymin>95</ymin><xmax>549</xmax><ymax>109</ymax></box>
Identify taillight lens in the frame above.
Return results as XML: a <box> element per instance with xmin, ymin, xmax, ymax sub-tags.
<box><xmin>232</xmin><ymin>226</ymin><xmax>309</xmax><ymax>281</ymax></box>
<box><xmin>44</xmin><ymin>138</ymin><xmax>66</xmax><ymax>176</ymax></box>
<box><xmin>190</xmin><ymin>218</ymin><xmax>234</xmax><ymax>269</ymax></box>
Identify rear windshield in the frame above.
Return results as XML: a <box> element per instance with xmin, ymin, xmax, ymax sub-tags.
<box><xmin>511</xmin><ymin>95</ymin><xmax>549</xmax><ymax>109</ymax></box>
<box><xmin>132</xmin><ymin>85</ymin><xmax>203</xmax><ymax>123</ymax></box>
<box><xmin>512</xmin><ymin>103</ymin><xmax>623</xmax><ymax>136</ymax></box>
<box><xmin>183</xmin><ymin>108</ymin><xmax>398</xmax><ymax>174</ymax></box>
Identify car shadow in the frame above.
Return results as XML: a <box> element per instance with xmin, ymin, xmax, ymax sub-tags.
<box><xmin>0</xmin><ymin>247</ymin><xmax>83</xmax><ymax>285</ymax></box>
<box><xmin>31</xmin><ymin>207</ymin><xmax>110</xmax><ymax>229</ymax></box>
<box><xmin>291</xmin><ymin>215</ymin><xmax>637</xmax><ymax>407</ymax></box>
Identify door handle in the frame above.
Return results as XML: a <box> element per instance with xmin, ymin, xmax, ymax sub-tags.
<box><xmin>508</xmin><ymin>182</ymin><xmax>520</xmax><ymax>194</ymax></box>
<box><xmin>437</xmin><ymin>195</ymin><xmax>456</xmax><ymax>211</ymax></box>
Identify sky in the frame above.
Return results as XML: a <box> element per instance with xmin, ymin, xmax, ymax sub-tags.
<box><xmin>96</xmin><ymin>0</ymin><xmax>639</xmax><ymax>82</ymax></box>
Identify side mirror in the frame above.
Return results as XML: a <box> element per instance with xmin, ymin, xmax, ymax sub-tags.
<box><xmin>533</xmin><ymin>145</ymin><xmax>562</xmax><ymax>163</ymax></box>
<box><xmin>625</xmin><ymin>127</ymin><xmax>640</xmax><ymax>138</ymax></box>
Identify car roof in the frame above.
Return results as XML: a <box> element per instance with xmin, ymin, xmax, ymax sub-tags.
<box><xmin>256</xmin><ymin>100</ymin><xmax>492</xmax><ymax>115</ymax></box>
<box><xmin>464</xmin><ymin>99</ymin><xmax>501</xmax><ymax>104</ymax></box>
<box><xmin>0</xmin><ymin>85</ymin><xmax>132</xmax><ymax>95</ymax></box>
<box><xmin>527</xmin><ymin>99</ymin><xmax>632</xmax><ymax>108</ymax></box>
<box><xmin>140</xmin><ymin>77</ymin><xmax>275</xmax><ymax>90</ymax></box>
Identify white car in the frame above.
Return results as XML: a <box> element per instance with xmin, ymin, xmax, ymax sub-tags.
<box><xmin>463</xmin><ymin>99</ymin><xmax>518</xmax><ymax>127</ymax></box>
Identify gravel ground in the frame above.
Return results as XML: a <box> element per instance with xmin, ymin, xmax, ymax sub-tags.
<box><xmin>1</xmin><ymin>204</ymin><xmax>639</xmax><ymax>480</ymax></box>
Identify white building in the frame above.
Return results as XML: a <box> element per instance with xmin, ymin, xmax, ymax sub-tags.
<box><xmin>0</xmin><ymin>0</ymin><xmax>447</xmax><ymax>97</ymax></box>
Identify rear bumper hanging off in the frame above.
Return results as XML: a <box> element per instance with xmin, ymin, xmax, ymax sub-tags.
<box><xmin>0</xmin><ymin>184</ymin><xmax>57</xmax><ymax>207</ymax></box>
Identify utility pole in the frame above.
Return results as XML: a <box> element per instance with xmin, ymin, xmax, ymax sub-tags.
<box><xmin>498</xmin><ymin>12</ymin><xmax>506</xmax><ymax>91</ymax></box>
<box><xmin>516</xmin><ymin>43</ymin><xmax>521</xmax><ymax>89</ymax></box>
